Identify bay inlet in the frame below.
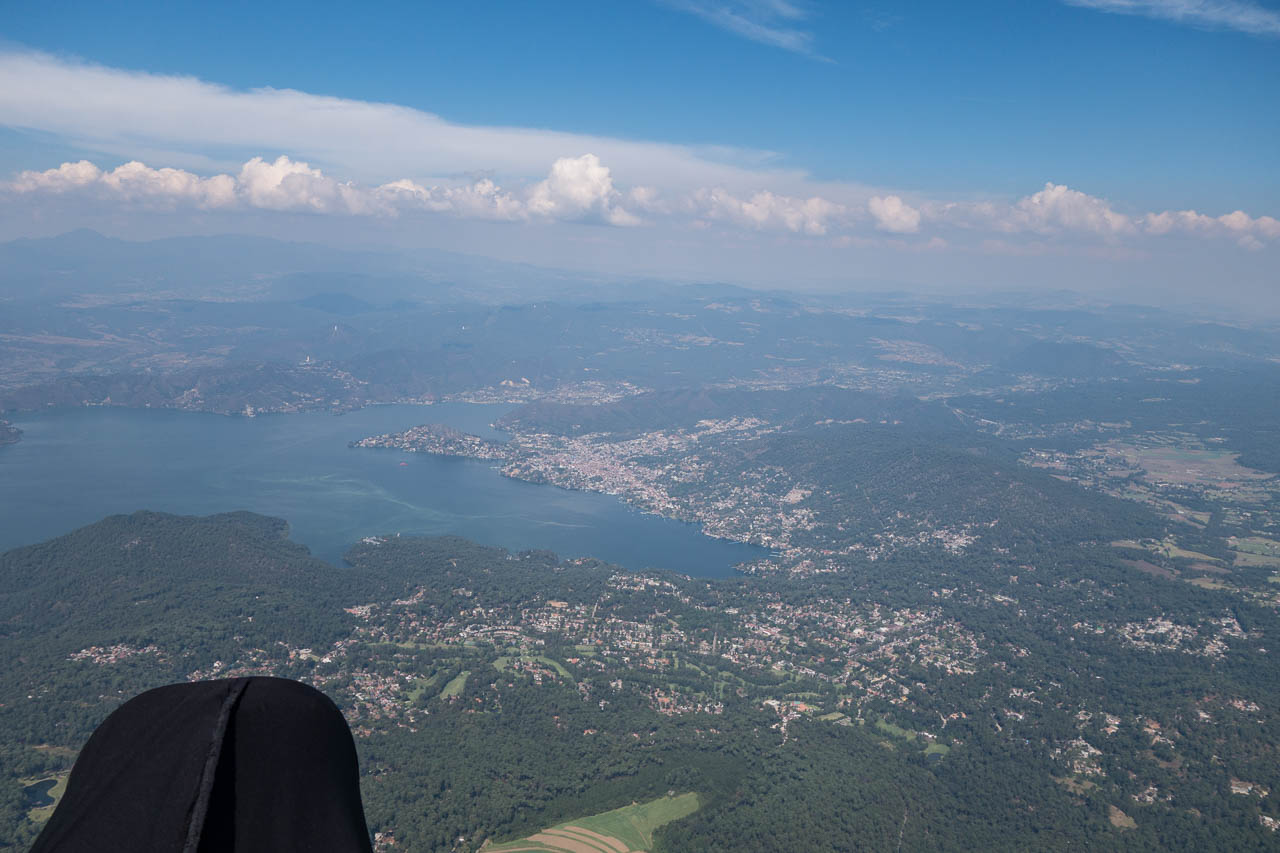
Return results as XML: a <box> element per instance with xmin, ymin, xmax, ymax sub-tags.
<box><xmin>0</xmin><ymin>404</ymin><xmax>765</xmax><ymax>577</ymax></box>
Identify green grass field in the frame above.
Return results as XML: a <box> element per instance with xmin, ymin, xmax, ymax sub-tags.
<box><xmin>874</xmin><ymin>719</ymin><xmax>914</xmax><ymax>740</ymax></box>
<box><xmin>440</xmin><ymin>671</ymin><xmax>470</xmax><ymax>699</ymax></box>
<box><xmin>1228</xmin><ymin>538</ymin><xmax>1280</xmax><ymax>569</ymax></box>
<box><xmin>1188</xmin><ymin>576</ymin><xmax>1232</xmax><ymax>591</ymax></box>
<box><xmin>1113</xmin><ymin>538</ymin><xmax>1223</xmax><ymax>565</ymax></box>
<box><xmin>1230</xmin><ymin>536</ymin><xmax>1280</xmax><ymax>556</ymax></box>
<box><xmin>873</xmin><ymin>719</ymin><xmax>951</xmax><ymax>755</ymax></box>
<box><xmin>488</xmin><ymin>792</ymin><xmax>701</xmax><ymax>853</ymax></box>
<box><xmin>1235</xmin><ymin>552</ymin><xmax>1280</xmax><ymax>568</ymax></box>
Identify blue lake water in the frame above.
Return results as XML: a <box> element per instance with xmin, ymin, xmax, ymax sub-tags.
<box><xmin>0</xmin><ymin>404</ymin><xmax>764</xmax><ymax>577</ymax></box>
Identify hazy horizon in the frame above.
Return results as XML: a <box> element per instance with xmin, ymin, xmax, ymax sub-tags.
<box><xmin>2</xmin><ymin>1</ymin><xmax>1277</xmax><ymax>311</ymax></box>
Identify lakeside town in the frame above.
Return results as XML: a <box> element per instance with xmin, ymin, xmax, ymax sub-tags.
<box><xmin>352</xmin><ymin>415</ymin><xmax>989</xmax><ymax>576</ymax></box>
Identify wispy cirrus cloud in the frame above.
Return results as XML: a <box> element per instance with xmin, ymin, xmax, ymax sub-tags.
<box><xmin>1062</xmin><ymin>0</ymin><xmax>1280</xmax><ymax>37</ymax></box>
<box><xmin>0</xmin><ymin>48</ymin><xmax>810</xmax><ymax>194</ymax></box>
<box><xmin>658</xmin><ymin>1</ymin><xmax>829</xmax><ymax>58</ymax></box>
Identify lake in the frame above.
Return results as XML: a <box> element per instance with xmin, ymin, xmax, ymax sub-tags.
<box><xmin>0</xmin><ymin>404</ymin><xmax>765</xmax><ymax>577</ymax></box>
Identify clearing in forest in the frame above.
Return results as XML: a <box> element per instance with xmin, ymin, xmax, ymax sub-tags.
<box><xmin>406</xmin><ymin>673</ymin><xmax>439</xmax><ymax>703</ymax></box>
<box><xmin>440</xmin><ymin>671</ymin><xmax>471</xmax><ymax>699</ymax></box>
<box><xmin>1055</xmin><ymin>776</ymin><xmax>1097</xmax><ymax>796</ymax></box>
<box><xmin>22</xmin><ymin>773</ymin><xmax>69</xmax><ymax>823</ymax></box>
<box><xmin>1108</xmin><ymin>805</ymin><xmax>1137</xmax><ymax>830</ymax></box>
<box><xmin>486</xmin><ymin>792</ymin><xmax>701</xmax><ymax>853</ymax></box>
<box><xmin>1113</xmin><ymin>538</ymin><xmax>1224</xmax><ymax>566</ymax></box>
<box><xmin>874</xmin><ymin>718</ymin><xmax>914</xmax><ymax>740</ymax></box>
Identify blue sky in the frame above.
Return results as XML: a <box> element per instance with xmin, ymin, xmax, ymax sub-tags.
<box><xmin>0</xmin><ymin>0</ymin><xmax>1277</xmax><ymax>305</ymax></box>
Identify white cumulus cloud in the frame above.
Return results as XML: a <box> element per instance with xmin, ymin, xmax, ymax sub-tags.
<box><xmin>868</xmin><ymin>195</ymin><xmax>921</xmax><ymax>233</ymax></box>
<box><xmin>376</xmin><ymin>177</ymin><xmax>526</xmax><ymax>221</ymax></box>
<box><xmin>7</xmin><ymin>156</ymin><xmax>1278</xmax><ymax>253</ymax></box>
<box><xmin>692</xmin><ymin>188</ymin><xmax>845</xmax><ymax>235</ymax></box>
<box><xmin>526</xmin><ymin>154</ymin><xmax>640</xmax><ymax>226</ymax></box>
<box><xmin>13</xmin><ymin>159</ymin><xmax>236</xmax><ymax>208</ymax></box>
<box><xmin>1007</xmin><ymin>183</ymin><xmax>1135</xmax><ymax>237</ymax></box>
<box><xmin>10</xmin><ymin>160</ymin><xmax>103</xmax><ymax>192</ymax></box>
<box><xmin>8</xmin><ymin>153</ymin><xmax>645</xmax><ymax>226</ymax></box>
<box><xmin>1142</xmin><ymin>207</ymin><xmax>1280</xmax><ymax>248</ymax></box>
<box><xmin>236</xmin><ymin>156</ymin><xmax>358</xmax><ymax>213</ymax></box>
<box><xmin>927</xmin><ymin>183</ymin><xmax>1134</xmax><ymax>238</ymax></box>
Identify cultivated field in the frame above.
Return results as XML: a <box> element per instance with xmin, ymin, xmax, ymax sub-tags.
<box><xmin>1105</xmin><ymin>443</ymin><xmax>1271</xmax><ymax>487</ymax></box>
<box><xmin>486</xmin><ymin>792</ymin><xmax>701</xmax><ymax>853</ymax></box>
<box><xmin>1230</xmin><ymin>536</ymin><xmax>1280</xmax><ymax>569</ymax></box>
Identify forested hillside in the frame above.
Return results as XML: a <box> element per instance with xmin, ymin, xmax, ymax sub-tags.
<box><xmin>4</xmin><ymin>513</ymin><xmax>1280</xmax><ymax>850</ymax></box>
